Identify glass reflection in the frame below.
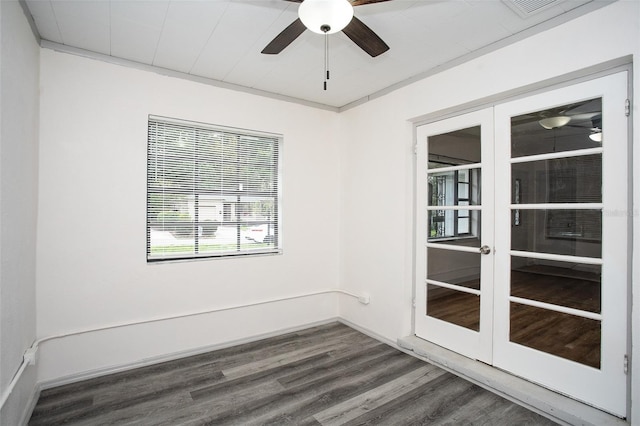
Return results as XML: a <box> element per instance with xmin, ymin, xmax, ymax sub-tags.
<box><xmin>428</xmin><ymin>210</ymin><xmax>480</xmax><ymax>246</ymax></box>
<box><xmin>511</xmin><ymin>98</ymin><xmax>602</xmax><ymax>158</ymax></box>
<box><xmin>427</xmin><ymin>248</ymin><xmax>480</xmax><ymax>288</ymax></box>
<box><xmin>428</xmin><ymin>126</ymin><xmax>481</xmax><ymax>169</ymax></box>
<box><xmin>510</xmin><ymin>257</ymin><xmax>601</xmax><ymax>313</ymax></box>
<box><xmin>429</xmin><ymin>169</ymin><xmax>480</xmax><ymax>207</ymax></box>
<box><xmin>511</xmin><ymin>155</ymin><xmax>602</xmax><ymax>204</ymax></box>
<box><xmin>510</xmin><ymin>302</ymin><xmax>600</xmax><ymax>368</ymax></box>
<box><xmin>511</xmin><ymin>209</ymin><xmax>601</xmax><ymax>257</ymax></box>
<box><xmin>427</xmin><ymin>285</ymin><xmax>479</xmax><ymax>331</ymax></box>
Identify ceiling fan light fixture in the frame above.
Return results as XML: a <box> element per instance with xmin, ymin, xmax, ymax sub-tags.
<box><xmin>539</xmin><ymin>116</ymin><xmax>571</xmax><ymax>130</ymax></box>
<box><xmin>589</xmin><ymin>129</ymin><xmax>603</xmax><ymax>142</ymax></box>
<box><xmin>298</xmin><ymin>0</ymin><xmax>354</xmax><ymax>34</ymax></box>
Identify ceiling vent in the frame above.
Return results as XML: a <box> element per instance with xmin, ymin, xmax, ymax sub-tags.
<box><xmin>503</xmin><ymin>0</ymin><xmax>562</xmax><ymax>17</ymax></box>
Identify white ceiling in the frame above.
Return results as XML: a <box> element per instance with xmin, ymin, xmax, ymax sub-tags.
<box><xmin>23</xmin><ymin>0</ymin><xmax>609</xmax><ymax>109</ymax></box>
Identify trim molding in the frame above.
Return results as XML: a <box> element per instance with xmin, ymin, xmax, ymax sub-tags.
<box><xmin>39</xmin><ymin>41</ymin><xmax>339</xmax><ymax>113</ymax></box>
<box><xmin>336</xmin><ymin>318</ymin><xmax>400</xmax><ymax>350</ymax></box>
<box><xmin>410</xmin><ymin>56</ymin><xmax>632</xmax><ymax>126</ymax></box>
<box><xmin>18</xmin><ymin>379</ymin><xmax>39</xmax><ymax>426</ymax></box>
<box><xmin>338</xmin><ymin>0</ymin><xmax>617</xmax><ymax>112</ymax></box>
<box><xmin>3</xmin><ymin>289</ymin><xmax>362</xmax><ymax>411</ymax></box>
<box><xmin>18</xmin><ymin>0</ymin><xmax>41</xmax><ymax>45</ymax></box>
<box><xmin>38</xmin><ymin>317</ymin><xmax>342</xmax><ymax>391</ymax></box>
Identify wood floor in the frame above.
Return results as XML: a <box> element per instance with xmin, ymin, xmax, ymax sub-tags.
<box><xmin>28</xmin><ymin>322</ymin><xmax>556</xmax><ymax>425</ymax></box>
<box><xmin>427</xmin><ymin>269</ymin><xmax>600</xmax><ymax>368</ymax></box>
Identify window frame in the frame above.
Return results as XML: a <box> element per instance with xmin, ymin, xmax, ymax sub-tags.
<box><xmin>146</xmin><ymin>115</ymin><xmax>283</xmax><ymax>262</ymax></box>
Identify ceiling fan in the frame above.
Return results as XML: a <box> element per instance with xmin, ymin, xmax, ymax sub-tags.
<box><xmin>512</xmin><ymin>101</ymin><xmax>603</xmax><ymax>143</ymax></box>
<box><xmin>512</xmin><ymin>100</ymin><xmax>601</xmax><ymax>130</ymax></box>
<box><xmin>262</xmin><ymin>0</ymin><xmax>391</xmax><ymax>58</ymax></box>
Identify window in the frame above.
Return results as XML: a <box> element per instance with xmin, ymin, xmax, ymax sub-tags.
<box><xmin>428</xmin><ymin>164</ymin><xmax>479</xmax><ymax>240</ymax></box>
<box><xmin>147</xmin><ymin>116</ymin><xmax>281</xmax><ymax>261</ymax></box>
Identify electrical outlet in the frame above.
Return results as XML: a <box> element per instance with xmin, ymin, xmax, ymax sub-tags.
<box><xmin>23</xmin><ymin>346</ymin><xmax>38</xmax><ymax>366</ymax></box>
<box><xmin>358</xmin><ymin>294</ymin><xmax>370</xmax><ymax>305</ymax></box>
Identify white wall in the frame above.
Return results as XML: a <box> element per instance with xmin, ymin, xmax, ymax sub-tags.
<box><xmin>338</xmin><ymin>0</ymin><xmax>640</xmax><ymax>420</ymax></box>
<box><xmin>0</xmin><ymin>1</ymin><xmax>40</xmax><ymax>424</ymax></box>
<box><xmin>36</xmin><ymin>50</ymin><xmax>342</xmax><ymax>382</ymax></box>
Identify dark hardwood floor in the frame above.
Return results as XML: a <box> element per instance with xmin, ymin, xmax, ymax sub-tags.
<box><xmin>28</xmin><ymin>322</ymin><xmax>556</xmax><ymax>425</ymax></box>
<box><xmin>427</xmin><ymin>268</ymin><xmax>601</xmax><ymax>368</ymax></box>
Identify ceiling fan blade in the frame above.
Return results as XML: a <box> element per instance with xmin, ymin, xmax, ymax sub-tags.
<box><xmin>568</xmin><ymin>112</ymin><xmax>600</xmax><ymax>122</ymax></box>
<box><xmin>351</xmin><ymin>0</ymin><xmax>392</xmax><ymax>6</ymax></box>
<box><xmin>342</xmin><ymin>16</ymin><xmax>389</xmax><ymax>57</ymax></box>
<box><xmin>262</xmin><ymin>18</ymin><xmax>307</xmax><ymax>54</ymax></box>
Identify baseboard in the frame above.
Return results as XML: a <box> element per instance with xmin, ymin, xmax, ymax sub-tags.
<box><xmin>337</xmin><ymin>318</ymin><xmax>401</xmax><ymax>350</ymax></box>
<box><xmin>0</xmin><ymin>364</ymin><xmax>39</xmax><ymax>426</ymax></box>
<box><xmin>398</xmin><ymin>335</ymin><xmax>628</xmax><ymax>426</ymax></box>
<box><xmin>38</xmin><ymin>317</ymin><xmax>341</xmax><ymax>391</ymax></box>
<box><xmin>19</xmin><ymin>384</ymin><xmax>40</xmax><ymax>426</ymax></box>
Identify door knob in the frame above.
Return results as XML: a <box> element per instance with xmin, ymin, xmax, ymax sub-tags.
<box><xmin>480</xmin><ymin>245</ymin><xmax>491</xmax><ymax>255</ymax></box>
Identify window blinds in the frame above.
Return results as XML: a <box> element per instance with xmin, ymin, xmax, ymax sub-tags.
<box><xmin>147</xmin><ymin>116</ymin><xmax>281</xmax><ymax>261</ymax></box>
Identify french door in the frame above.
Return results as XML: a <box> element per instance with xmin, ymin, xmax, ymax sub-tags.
<box><xmin>415</xmin><ymin>108</ymin><xmax>495</xmax><ymax>363</ymax></box>
<box><xmin>415</xmin><ymin>71</ymin><xmax>629</xmax><ymax>416</ymax></box>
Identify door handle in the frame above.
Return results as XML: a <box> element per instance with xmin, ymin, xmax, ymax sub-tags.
<box><xmin>480</xmin><ymin>245</ymin><xmax>491</xmax><ymax>255</ymax></box>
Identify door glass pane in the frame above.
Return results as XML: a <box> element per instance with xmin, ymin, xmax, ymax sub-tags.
<box><xmin>510</xmin><ymin>302</ymin><xmax>600</xmax><ymax>369</ymax></box>
<box><xmin>511</xmin><ymin>155</ymin><xmax>602</xmax><ymax>204</ymax></box>
<box><xmin>428</xmin><ymin>126</ymin><xmax>481</xmax><ymax>168</ymax></box>
<box><xmin>511</xmin><ymin>98</ymin><xmax>602</xmax><ymax>158</ymax></box>
<box><xmin>511</xmin><ymin>257</ymin><xmax>601</xmax><ymax>313</ymax></box>
<box><xmin>427</xmin><ymin>248</ymin><xmax>480</xmax><ymax>331</ymax></box>
<box><xmin>428</xmin><ymin>170</ymin><xmax>480</xmax><ymax>206</ymax></box>
<box><xmin>427</xmin><ymin>248</ymin><xmax>480</xmax><ymax>288</ymax></box>
<box><xmin>511</xmin><ymin>209</ymin><xmax>601</xmax><ymax>257</ymax></box>
<box><xmin>428</xmin><ymin>285</ymin><xmax>479</xmax><ymax>331</ymax></box>
<box><xmin>428</xmin><ymin>210</ymin><xmax>480</xmax><ymax>246</ymax></box>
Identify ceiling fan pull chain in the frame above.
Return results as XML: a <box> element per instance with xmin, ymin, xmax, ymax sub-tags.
<box><xmin>321</xmin><ymin>25</ymin><xmax>330</xmax><ymax>90</ymax></box>
<box><xmin>326</xmin><ymin>31</ymin><xmax>330</xmax><ymax>81</ymax></box>
<box><xmin>324</xmin><ymin>31</ymin><xmax>329</xmax><ymax>90</ymax></box>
